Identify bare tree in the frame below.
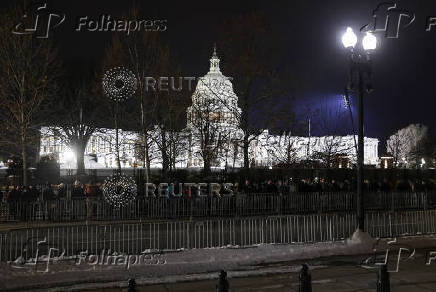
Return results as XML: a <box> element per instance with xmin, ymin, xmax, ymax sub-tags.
<box><xmin>0</xmin><ymin>3</ymin><xmax>61</xmax><ymax>185</ymax></box>
<box><xmin>187</xmin><ymin>91</ymin><xmax>231</xmax><ymax>174</ymax></box>
<box><xmin>47</xmin><ymin>77</ymin><xmax>107</xmax><ymax>174</ymax></box>
<box><xmin>386</xmin><ymin>132</ymin><xmax>401</xmax><ymax>167</ymax></box>
<box><xmin>387</xmin><ymin>124</ymin><xmax>428</xmax><ymax>168</ymax></box>
<box><xmin>309</xmin><ymin>102</ymin><xmax>354</xmax><ymax>168</ymax></box>
<box><xmin>150</xmin><ymin>88</ymin><xmax>190</xmax><ymax>172</ymax></box>
<box><xmin>102</xmin><ymin>4</ymin><xmax>172</xmax><ymax>181</ymax></box>
<box><xmin>266</xmin><ymin>131</ymin><xmax>300</xmax><ymax>166</ymax></box>
<box><xmin>148</xmin><ymin>125</ymin><xmax>189</xmax><ymax>172</ymax></box>
<box><xmin>217</xmin><ymin>12</ymin><xmax>294</xmax><ymax>170</ymax></box>
<box><xmin>311</xmin><ymin>136</ymin><xmax>352</xmax><ymax>168</ymax></box>
<box><xmin>144</xmin><ymin>46</ymin><xmax>191</xmax><ymax>174</ymax></box>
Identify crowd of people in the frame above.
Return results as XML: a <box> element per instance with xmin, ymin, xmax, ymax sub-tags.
<box><xmin>0</xmin><ymin>181</ymin><xmax>102</xmax><ymax>202</ymax></box>
<box><xmin>0</xmin><ymin>177</ymin><xmax>435</xmax><ymax>203</ymax></box>
<box><xmin>241</xmin><ymin>177</ymin><xmax>436</xmax><ymax>194</ymax></box>
<box><xmin>0</xmin><ymin>183</ymin><xmax>60</xmax><ymax>202</ymax></box>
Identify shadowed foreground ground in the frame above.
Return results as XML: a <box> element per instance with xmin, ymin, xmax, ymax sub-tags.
<box><xmin>81</xmin><ymin>250</ymin><xmax>436</xmax><ymax>292</ymax></box>
<box><xmin>3</xmin><ymin>235</ymin><xmax>436</xmax><ymax>291</ymax></box>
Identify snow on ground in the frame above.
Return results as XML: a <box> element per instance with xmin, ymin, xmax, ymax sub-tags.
<box><xmin>0</xmin><ymin>230</ymin><xmax>377</xmax><ymax>291</ymax></box>
<box><xmin>3</xmin><ymin>228</ymin><xmax>436</xmax><ymax>291</ymax></box>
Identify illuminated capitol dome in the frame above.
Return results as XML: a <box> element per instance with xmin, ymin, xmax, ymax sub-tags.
<box><xmin>187</xmin><ymin>45</ymin><xmax>241</xmax><ymax>130</ymax></box>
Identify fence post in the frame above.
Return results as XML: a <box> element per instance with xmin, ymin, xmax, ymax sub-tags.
<box><xmin>299</xmin><ymin>264</ymin><xmax>312</xmax><ymax>292</ymax></box>
<box><xmin>216</xmin><ymin>270</ymin><xmax>229</xmax><ymax>292</ymax></box>
<box><xmin>127</xmin><ymin>278</ymin><xmax>136</xmax><ymax>292</ymax></box>
<box><xmin>388</xmin><ymin>213</ymin><xmax>392</xmax><ymax>237</ymax></box>
<box><xmin>190</xmin><ymin>199</ymin><xmax>193</xmax><ymax>221</ymax></box>
<box><xmin>377</xmin><ymin>264</ymin><xmax>390</xmax><ymax>292</ymax></box>
<box><xmin>423</xmin><ymin>192</ymin><xmax>428</xmax><ymax>210</ymax></box>
<box><xmin>391</xmin><ymin>193</ymin><xmax>394</xmax><ymax>213</ymax></box>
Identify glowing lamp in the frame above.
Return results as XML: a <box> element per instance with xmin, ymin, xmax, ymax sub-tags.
<box><xmin>342</xmin><ymin>27</ymin><xmax>357</xmax><ymax>49</ymax></box>
<box><xmin>362</xmin><ymin>32</ymin><xmax>377</xmax><ymax>51</ymax></box>
<box><xmin>64</xmin><ymin>149</ymin><xmax>75</xmax><ymax>162</ymax></box>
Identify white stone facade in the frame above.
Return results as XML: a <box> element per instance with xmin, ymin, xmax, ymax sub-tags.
<box><xmin>249</xmin><ymin>131</ymin><xmax>379</xmax><ymax>167</ymax></box>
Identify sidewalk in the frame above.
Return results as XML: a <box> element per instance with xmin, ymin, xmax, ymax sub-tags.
<box><xmin>3</xmin><ymin>233</ymin><xmax>436</xmax><ymax>291</ymax></box>
<box><xmin>81</xmin><ymin>252</ymin><xmax>436</xmax><ymax>292</ymax></box>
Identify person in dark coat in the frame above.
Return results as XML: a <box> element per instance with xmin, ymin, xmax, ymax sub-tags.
<box><xmin>7</xmin><ymin>186</ymin><xmax>21</xmax><ymax>203</ymax></box>
<box><xmin>72</xmin><ymin>180</ymin><xmax>84</xmax><ymax>199</ymax></box>
<box><xmin>127</xmin><ymin>278</ymin><xmax>136</xmax><ymax>292</ymax></box>
<box><xmin>299</xmin><ymin>263</ymin><xmax>312</xmax><ymax>292</ymax></box>
<box><xmin>43</xmin><ymin>183</ymin><xmax>55</xmax><ymax>201</ymax></box>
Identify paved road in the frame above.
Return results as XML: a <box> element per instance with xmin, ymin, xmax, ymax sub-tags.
<box><xmin>82</xmin><ymin>251</ymin><xmax>436</xmax><ymax>292</ymax></box>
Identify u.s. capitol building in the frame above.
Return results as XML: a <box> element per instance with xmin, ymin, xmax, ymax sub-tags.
<box><xmin>40</xmin><ymin>47</ymin><xmax>379</xmax><ymax>169</ymax></box>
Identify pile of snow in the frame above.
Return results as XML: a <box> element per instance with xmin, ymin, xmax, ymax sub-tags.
<box><xmin>345</xmin><ymin>229</ymin><xmax>376</xmax><ymax>252</ymax></box>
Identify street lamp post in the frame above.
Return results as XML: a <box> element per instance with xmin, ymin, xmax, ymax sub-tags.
<box><xmin>341</xmin><ymin>27</ymin><xmax>377</xmax><ymax>231</ymax></box>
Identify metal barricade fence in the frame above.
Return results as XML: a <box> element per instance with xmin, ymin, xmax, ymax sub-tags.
<box><xmin>1</xmin><ymin>210</ymin><xmax>436</xmax><ymax>263</ymax></box>
<box><xmin>0</xmin><ymin>192</ymin><xmax>434</xmax><ymax>223</ymax></box>
<box><xmin>0</xmin><ymin>213</ymin><xmax>354</xmax><ymax>262</ymax></box>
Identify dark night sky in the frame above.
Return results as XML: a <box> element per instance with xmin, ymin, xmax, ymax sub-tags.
<box><xmin>3</xmin><ymin>0</ymin><xmax>436</xmax><ymax>147</ymax></box>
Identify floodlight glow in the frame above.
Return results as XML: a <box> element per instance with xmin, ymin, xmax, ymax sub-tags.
<box><xmin>64</xmin><ymin>149</ymin><xmax>75</xmax><ymax>162</ymax></box>
<box><xmin>343</xmin><ymin>94</ymin><xmax>350</xmax><ymax>109</ymax></box>
<box><xmin>342</xmin><ymin>27</ymin><xmax>357</xmax><ymax>48</ymax></box>
<box><xmin>362</xmin><ymin>32</ymin><xmax>377</xmax><ymax>51</ymax></box>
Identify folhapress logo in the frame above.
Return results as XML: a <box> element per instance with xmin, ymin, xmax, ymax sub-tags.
<box><xmin>361</xmin><ymin>2</ymin><xmax>436</xmax><ymax>38</ymax></box>
<box><xmin>361</xmin><ymin>2</ymin><xmax>415</xmax><ymax>39</ymax></box>
<box><xmin>12</xmin><ymin>2</ymin><xmax>66</xmax><ymax>39</ymax></box>
<box><xmin>12</xmin><ymin>2</ymin><xmax>167</xmax><ymax>38</ymax></box>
